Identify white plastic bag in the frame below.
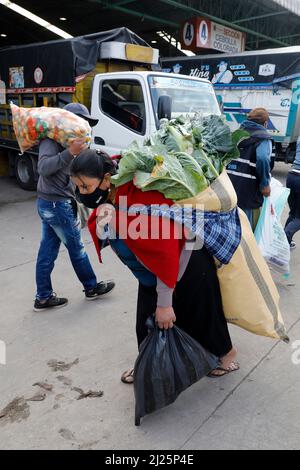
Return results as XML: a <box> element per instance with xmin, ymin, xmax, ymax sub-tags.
<box><xmin>255</xmin><ymin>196</ymin><xmax>290</xmax><ymax>276</ymax></box>
<box><xmin>270</xmin><ymin>177</ymin><xmax>290</xmax><ymax>218</ymax></box>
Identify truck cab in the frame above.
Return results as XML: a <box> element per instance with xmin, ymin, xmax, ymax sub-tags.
<box><xmin>90</xmin><ymin>71</ymin><xmax>220</xmax><ymax>155</ymax></box>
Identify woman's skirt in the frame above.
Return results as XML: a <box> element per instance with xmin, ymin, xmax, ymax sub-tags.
<box><xmin>136</xmin><ymin>247</ymin><xmax>233</xmax><ymax>358</ymax></box>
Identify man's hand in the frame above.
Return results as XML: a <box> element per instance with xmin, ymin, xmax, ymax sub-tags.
<box><xmin>155</xmin><ymin>306</ymin><xmax>176</xmax><ymax>330</ymax></box>
<box><xmin>69</xmin><ymin>138</ymin><xmax>87</xmax><ymax>157</ymax></box>
<box><xmin>261</xmin><ymin>185</ymin><xmax>271</xmax><ymax>197</ymax></box>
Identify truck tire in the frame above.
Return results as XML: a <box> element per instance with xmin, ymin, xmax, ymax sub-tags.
<box><xmin>15</xmin><ymin>153</ymin><xmax>37</xmax><ymax>190</ymax></box>
<box><xmin>285</xmin><ymin>144</ymin><xmax>296</xmax><ymax>164</ymax></box>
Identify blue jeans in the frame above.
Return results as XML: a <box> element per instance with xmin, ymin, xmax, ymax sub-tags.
<box><xmin>36</xmin><ymin>198</ymin><xmax>97</xmax><ymax>300</ymax></box>
<box><xmin>285</xmin><ymin>172</ymin><xmax>300</xmax><ymax>244</ymax></box>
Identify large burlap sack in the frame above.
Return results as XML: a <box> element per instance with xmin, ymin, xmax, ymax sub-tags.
<box><xmin>177</xmin><ymin>169</ymin><xmax>237</xmax><ymax>212</ymax></box>
<box><xmin>11</xmin><ymin>103</ymin><xmax>91</xmax><ymax>153</ymax></box>
<box><xmin>178</xmin><ymin>171</ymin><xmax>288</xmax><ymax>341</ymax></box>
<box><xmin>216</xmin><ymin>209</ymin><xmax>288</xmax><ymax>341</ymax></box>
<box><xmin>171</xmin><ymin>169</ymin><xmax>287</xmax><ymax>341</ymax></box>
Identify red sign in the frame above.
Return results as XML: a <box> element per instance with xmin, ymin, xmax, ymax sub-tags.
<box><xmin>181</xmin><ymin>17</ymin><xmax>246</xmax><ymax>54</ymax></box>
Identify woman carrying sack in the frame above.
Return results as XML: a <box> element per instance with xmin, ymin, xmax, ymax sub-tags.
<box><xmin>70</xmin><ymin>149</ymin><xmax>240</xmax><ymax>382</ymax></box>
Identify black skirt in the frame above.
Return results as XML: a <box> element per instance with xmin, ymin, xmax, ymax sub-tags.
<box><xmin>136</xmin><ymin>247</ymin><xmax>232</xmax><ymax>358</ymax></box>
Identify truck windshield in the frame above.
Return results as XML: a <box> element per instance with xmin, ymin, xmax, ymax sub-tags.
<box><xmin>148</xmin><ymin>75</ymin><xmax>220</xmax><ymax>123</ymax></box>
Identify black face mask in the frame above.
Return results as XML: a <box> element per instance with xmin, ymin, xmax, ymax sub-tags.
<box><xmin>78</xmin><ymin>186</ymin><xmax>109</xmax><ymax>209</ymax></box>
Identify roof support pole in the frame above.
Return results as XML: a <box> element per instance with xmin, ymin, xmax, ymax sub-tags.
<box><xmin>87</xmin><ymin>0</ymin><xmax>178</xmax><ymax>27</ymax></box>
<box><xmin>233</xmin><ymin>10</ymin><xmax>289</xmax><ymax>24</ymax></box>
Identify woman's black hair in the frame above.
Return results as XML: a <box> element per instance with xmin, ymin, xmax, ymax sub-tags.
<box><xmin>70</xmin><ymin>149</ymin><xmax>117</xmax><ymax>179</ymax></box>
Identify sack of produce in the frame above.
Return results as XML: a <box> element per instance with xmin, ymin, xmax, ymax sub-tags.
<box><xmin>217</xmin><ymin>209</ymin><xmax>288</xmax><ymax>342</ymax></box>
<box><xmin>177</xmin><ymin>168</ymin><xmax>237</xmax><ymax>212</ymax></box>
<box><xmin>112</xmin><ymin>114</ymin><xmax>247</xmax><ymax>202</ymax></box>
<box><xmin>10</xmin><ymin>103</ymin><xmax>91</xmax><ymax>153</ymax></box>
<box><xmin>111</xmin><ymin>114</ymin><xmax>288</xmax><ymax>341</ymax></box>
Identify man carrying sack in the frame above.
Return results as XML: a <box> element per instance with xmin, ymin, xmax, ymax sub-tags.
<box><xmin>34</xmin><ymin>103</ymin><xmax>115</xmax><ymax>311</ymax></box>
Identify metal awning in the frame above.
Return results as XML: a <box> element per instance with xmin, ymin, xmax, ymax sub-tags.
<box><xmin>271</xmin><ymin>0</ymin><xmax>300</xmax><ymax>15</ymax></box>
<box><xmin>1</xmin><ymin>0</ymin><xmax>300</xmax><ymax>55</ymax></box>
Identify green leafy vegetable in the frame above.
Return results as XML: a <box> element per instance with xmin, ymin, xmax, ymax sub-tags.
<box><xmin>133</xmin><ymin>152</ymin><xmax>207</xmax><ymax>200</ymax></box>
<box><xmin>111</xmin><ymin>114</ymin><xmax>249</xmax><ymax>201</ymax></box>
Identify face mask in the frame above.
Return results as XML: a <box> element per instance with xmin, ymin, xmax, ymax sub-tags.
<box><xmin>78</xmin><ymin>186</ymin><xmax>109</xmax><ymax>209</ymax></box>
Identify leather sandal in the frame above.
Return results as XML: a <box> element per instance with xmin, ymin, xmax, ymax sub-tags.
<box><xmin>121</xmin><ymin>368</ymin><xmax>134</xmax><ymax>384</ymax></box>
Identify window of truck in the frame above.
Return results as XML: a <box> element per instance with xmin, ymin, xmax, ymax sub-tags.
<box><xmin>100</xmin><ymin>79</ymin><xmax>146</xmax><ymax>135</ymax></box>
<box><xmin>148</xmin><ymin>75</ymin><xmax>220</xmax><ymax>124</ymax></box>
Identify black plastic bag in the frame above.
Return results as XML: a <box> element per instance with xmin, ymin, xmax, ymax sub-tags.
<box><xmin>134</xmin><ymin>317</ymin><xmax>219</xmax><ymax>425</ymax></box>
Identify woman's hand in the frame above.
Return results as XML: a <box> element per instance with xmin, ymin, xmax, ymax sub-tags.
<box><xmin>155</xmin><ymin>306</ymin><xmax>176</xmax><ymax>330</ymax></box>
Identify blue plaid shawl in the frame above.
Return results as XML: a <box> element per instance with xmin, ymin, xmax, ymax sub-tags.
<box><xmin>121</xmin><ymin>204</ymin><xmax>242</xmax><ymax>265</ymax></box>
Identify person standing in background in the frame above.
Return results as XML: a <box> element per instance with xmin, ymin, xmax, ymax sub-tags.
<box><xmin>227</xmin><ymin>107</ymin><xmax>272</xmax><ymax>231</ymax></box>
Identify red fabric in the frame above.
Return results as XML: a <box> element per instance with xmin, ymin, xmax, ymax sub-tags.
<box><xmin>88</xmin><ymin>182</ymin><xmax>185</xmax><ymax>288</ymax></box>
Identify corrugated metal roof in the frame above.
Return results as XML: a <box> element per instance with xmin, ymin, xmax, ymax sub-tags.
<box><xmin>0</xmin><ymin>0</ymin><xmax>300</xmax><ymax>54</ymax></box>
<box><xmin>272</xmin><ymin>0</ymin><xmax>300</xmax><ymax>15</ymax></box>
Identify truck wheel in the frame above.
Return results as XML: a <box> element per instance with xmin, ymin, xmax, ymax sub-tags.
<box><xmin>285</xmin><ymin>145</ymin><xmax>296</xmax><ymax>164</ymax></box>
<box><xmin>15</xmin><ymin>154</ymin><xmax>37</xmax><ymax>190</ymax></box>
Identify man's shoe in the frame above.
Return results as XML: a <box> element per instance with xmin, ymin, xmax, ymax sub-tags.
<box><xmin>34</xmin><ymin>294</ymin><xmax>68</xmax><ymax>312</ymax></box>
<box><xmin>85</xmin><ymin>280</ymin><xmax>115</xmax><ymax>300</ymax></box>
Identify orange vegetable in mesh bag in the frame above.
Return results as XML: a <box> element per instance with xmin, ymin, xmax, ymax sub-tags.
<box><xmin>10</xmin><ymin>103</ymin><xmax>92</xmax><ymax>153</ymax></box>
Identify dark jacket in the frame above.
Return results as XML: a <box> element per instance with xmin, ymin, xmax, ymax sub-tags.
<box><xmin>227</xmin><ymin>120</ymin><xmax>272</xmax><ymax>209</ymax></box>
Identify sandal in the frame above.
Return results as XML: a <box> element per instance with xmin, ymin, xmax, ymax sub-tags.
<box><xmin>121</xmin><ymin>368</ymin><xmax>134</xmax><ymax>384</ymax></box>
<box><xmin>207</xmin><ymin>361</ymin><xmax>240</xmax><ymax>378</ymax></box>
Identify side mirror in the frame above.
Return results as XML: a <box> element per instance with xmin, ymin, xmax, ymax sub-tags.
<box><xmin>157</xmin><ymin>95</ymin><xmax>172</xmax><ymax>120</ymax></box>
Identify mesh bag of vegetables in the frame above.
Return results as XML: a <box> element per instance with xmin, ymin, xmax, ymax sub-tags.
<box><xmin>10</xmin><ymin>103</ymin><xmax>91</xmax><ymax>153</ymax></box>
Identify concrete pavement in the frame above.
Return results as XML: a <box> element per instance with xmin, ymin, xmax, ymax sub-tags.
<box><xmin>0</xmin><ymin>166</ymin><xmax>300</xmax><ymax>450</ymax></box>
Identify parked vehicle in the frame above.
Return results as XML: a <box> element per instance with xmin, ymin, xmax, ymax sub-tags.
<box><xmin>163</xmin><ymin>46</ymin><xmax>300</xmax><ymax>164</ymax></box>
<box><xmin>0</xmin><ymin>28</ymin><xmax>220</xmax><ymax>190</ymax></box>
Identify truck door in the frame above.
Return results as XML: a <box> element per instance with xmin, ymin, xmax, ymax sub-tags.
<box><xmin>90</xmin><ymin>74</ymin><xmax>150</xmax><ymax>155</ymax></box>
